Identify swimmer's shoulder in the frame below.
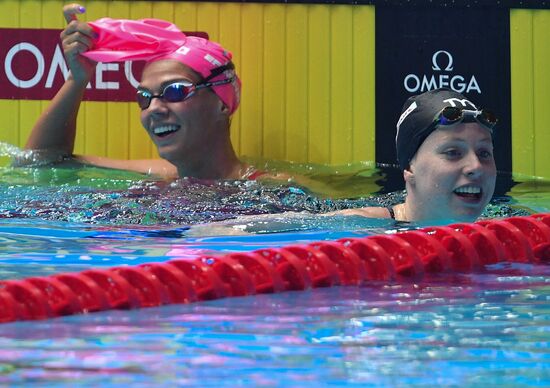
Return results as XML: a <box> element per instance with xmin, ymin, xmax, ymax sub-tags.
<box><xmin>248</xmin><ymin>170</ymin><xmax>325</xmax><ymax>192</ymax></box>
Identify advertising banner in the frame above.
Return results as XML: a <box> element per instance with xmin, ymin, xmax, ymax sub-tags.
<box><xmin>375</xmin><ymin>6</ymin><xmax>511</xmax><ymax>174</ymax></box>
<box><xmin>0</xmin><ymin>28</ymin><xmax>207</xmax><ymax>102</ymax></box>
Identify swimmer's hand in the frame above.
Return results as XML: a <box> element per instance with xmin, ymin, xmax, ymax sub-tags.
<box><xmin>61</xmin><ymin>3</ymin><xmax>96</xmax><ymax>83</ymax></box>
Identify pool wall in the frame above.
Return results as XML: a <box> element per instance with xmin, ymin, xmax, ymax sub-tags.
<box><xmin>0</xmin><ymin>1</ymin><xmax>549</xmax><ymax>177</ymax></box>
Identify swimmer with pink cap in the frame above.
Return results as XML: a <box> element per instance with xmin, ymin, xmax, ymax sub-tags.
<box><xmin>25</xmin><ymin>3</ymin><xmax>254</xmax><ymax>181</ymax></box>
<box><xmin>83</xmin><ymin>17</ymin><xmax>241</xmax><ymax>115</ymax></box>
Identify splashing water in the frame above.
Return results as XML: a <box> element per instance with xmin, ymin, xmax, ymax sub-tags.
<box><xmin>0</xmin><ymin>142</ymin><xmax>540</xmax><ymax>227</ymax></box>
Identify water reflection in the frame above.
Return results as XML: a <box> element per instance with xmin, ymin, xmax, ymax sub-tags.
<box><xmin>0</xmin><ymin>147</ymin><xmax>549</xmax><ymax>385</ymax></box>
<box><xmin>0</xmin><ymin>160</ymin><xmax>539</xmax><ymax>226</ymax></box>
<box><xmin>0</xmin><ymin>268</ymin><xmax>548</xmax><ymax>386</ymax></box>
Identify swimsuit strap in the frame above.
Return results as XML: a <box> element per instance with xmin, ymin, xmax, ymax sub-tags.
<box><xmin>245</xmin><ymin>169</ymin><xmax>268</xmax><ymax>180</ymax></box>
<box><xmin>387</xmin><ymin>206</ymin><xmax>396</xmax><ymax>220</ymax></box>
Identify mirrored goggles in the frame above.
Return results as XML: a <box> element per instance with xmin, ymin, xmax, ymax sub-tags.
<box><xmin>434</xmin><ymin>106</ymin><xmax>498</xmax><ymax>131</ymax></box>
<box><xmin>136</xmin><ymin>77</ymin><xmax>234</xmax><ymax>110</ymax></box>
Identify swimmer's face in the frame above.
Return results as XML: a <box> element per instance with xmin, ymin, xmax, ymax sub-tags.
<box><xmin>138</xmin><ymin>60</ymin><xmax>228</xmax><ymax>166</ymax></box>
<box><xmin>404</xmin><ymin>122</ymin><xmax>496</xmax><ymax>223</ymax></box>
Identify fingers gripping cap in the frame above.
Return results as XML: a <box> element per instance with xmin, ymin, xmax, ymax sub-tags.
<box><xmin>395</xmin><ymin>88</ymin><xmax>480</xmax><ymax>171</ymax></box>
<box><xmin>83</xmin><ymin>18</ymin><xmax>241</xmax><ymax>115</ymax></box>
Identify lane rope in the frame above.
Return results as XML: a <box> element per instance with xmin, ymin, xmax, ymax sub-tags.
<box><xmin>1</xmin><ymin>214</ymin><xmax>549</xmax><ymax>323</ymax></box>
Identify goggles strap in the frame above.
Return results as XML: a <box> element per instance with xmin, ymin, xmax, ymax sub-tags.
<box><xmin>202</xmin><ymin>62</ymin><xmax>235</xmax><ymax>83</ymax></box>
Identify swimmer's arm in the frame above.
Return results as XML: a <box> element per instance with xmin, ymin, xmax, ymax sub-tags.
<box><xmin>26</xmin><ymin>6</ymin><xmax>96</xmax><ymax>156</ymax></box>
<box><xmin>185</xmin><ymin>207</ymin><xmax>393</xmax><ymax>237</ymax></box>
<box><xmin>185</xmin><ymin>212</ymin><xmax>307</xmax><ymax>237</ymax></box>
<box><xmin>25</xmin><ymin>75</ymin><xmax>87</xmax><ymax>155</ymax></box>
<box><xmin>74</xmin><ymin>155</ymin><xmax>179</xmax><ymax>178</ymax></box>
<box><xmin>322</xmin><ymin>207</ymin><xmax>392</xmax><ymax>218</ymax></box>
<box><xmin>251</xmin><ymin>172</ymin><xmax>394</xmax><ymax>219</ymax></box>
<box><xmin>254</xmin><ymin>173</ymin><xmax>394</xmax><ymax>219</ymax></box>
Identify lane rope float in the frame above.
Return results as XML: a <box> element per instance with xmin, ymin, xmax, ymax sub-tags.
<box><xmin>1</xmin><ymin>214</ymin><xmax>549</xmax><ymax>323</ymax></box>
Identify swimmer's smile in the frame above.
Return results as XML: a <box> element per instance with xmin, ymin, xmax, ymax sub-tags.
<box><xmin>153</xmin><ymin>124</ymin><xmax>180</xmax><ymax>138</ymax></box>
<box><xmin>453</xmin><ymin>185</ymin><xmax>483</xmax><ymax>202</ymax></box>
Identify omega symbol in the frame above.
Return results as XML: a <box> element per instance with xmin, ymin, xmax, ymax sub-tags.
<box><xmin>432</xmin><ymin>50</ymin><xmax>454</xmax><ymax>72</ymax></box>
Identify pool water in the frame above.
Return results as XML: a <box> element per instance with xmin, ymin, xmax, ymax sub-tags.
<box><xmin>0</xmin><ymin>153</ymin><xmax>550</xmax><ymax>386</ymax></box>
<box><xmin>0</xmin><ymin>257</ymin><xmax>549</xmax><ymax>386</ymax></box>
<box><xmin>0</xmin><ymin>160</ymin><xmax>540</xmax><ymax>225</ymax></box>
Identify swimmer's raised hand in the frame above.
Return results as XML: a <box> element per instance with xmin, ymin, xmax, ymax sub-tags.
<box><xmin>63</xmin><ymin>3</ymin><xmax>86</xmax><ymax>23</ymax></box>
<box><xmin>60</xmin><ymin>3</ymin><xmax>96</xmax><ymax>83</ymax></box>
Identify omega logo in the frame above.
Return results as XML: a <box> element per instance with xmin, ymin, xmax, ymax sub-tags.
<box><xmin>3</xmin><ymin>41</ymin><xmax>140</xmax><ymax>90</ymax></box>
<box><xmin>432</xmin><ymin>50</ymin><xmax>453</xmax><ymax>71</ymax></box>
<box><xmin>403</xmin><ymin>50</ymin><xmax>481</xmax><ymax>94</ymax></box>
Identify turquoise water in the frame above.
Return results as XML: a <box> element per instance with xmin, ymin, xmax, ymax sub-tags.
<box><xmin>0</xmin><ymin>159</ymin><xmax>549</xmax><ymax>386</ymax></box>
<box><xmin>0</xmin><ymin>247</ymin><xmax>549</xmax><ymax>386</ymax></box>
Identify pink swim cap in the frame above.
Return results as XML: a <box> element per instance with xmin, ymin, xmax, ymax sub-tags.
<box><xmin>83</xmin><ymin>18</ymin><xmax>241</xmax><ymax>115</ymax></box>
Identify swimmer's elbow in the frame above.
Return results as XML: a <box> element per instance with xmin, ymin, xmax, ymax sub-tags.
<box><xmin>10</xmin><ymin>148</ymin><xmax>70</xmax><ymax>168</ymax></box>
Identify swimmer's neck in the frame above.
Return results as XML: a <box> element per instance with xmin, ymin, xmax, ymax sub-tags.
<box><xmin>174</xmin><ymin>146</ymin><xmax>247</xmax><ymax>180</ymax></box>
<box><xmin>396</xmin><ymin>201</ymin><xmax>449</xmax><ymax>223</ymax></box>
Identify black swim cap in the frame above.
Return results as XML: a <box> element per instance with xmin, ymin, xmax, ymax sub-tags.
<box><xmin>395</xmin><ymin>88</ymin><xmax>482</xmax><ymax>171</ymax></box>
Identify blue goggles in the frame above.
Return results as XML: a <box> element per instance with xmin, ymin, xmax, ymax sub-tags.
<box><xmin>136</xmin><ymin>78</ymin><xmax>233</xmax><ymax>110</ymax></box>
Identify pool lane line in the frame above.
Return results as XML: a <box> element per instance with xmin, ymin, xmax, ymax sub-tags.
<box><xmin>1</xmin><ymin>214</ymin><xmax>549</xmax><ymax>323</ymax></box>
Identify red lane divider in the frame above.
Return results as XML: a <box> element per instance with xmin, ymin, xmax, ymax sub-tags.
<box><xmin>448</xmin><ymin>223</ymin><xmax>507</xmax><ymax>265</ymax></box>
<box><xmin>422</xmin><ymin>226</ymin><xmax>482</xmax><ymax>271</ymax></box>
<box><xmin>139</xmin><ymin>262</ymin><xmax>198</xmax><ymax>304</ymax></box>
<box><xmin>476</xmin><ymin>220</ymin><xmax>535</xmax><ymax>263</ymax></box>
<box><xmin>392</xmin><ymin>231</ymin><xmax>452</xmax><ymax>273</ymax></box>
<box><xmin>82</xmin><ymin>269</ymin><xmax>140</xmax><ymax>309</ymax></box>
<box><xmin>0</xmin><ymin>288</ymin><xmax>20</xmax><ymax>323</ymax></box>
<box><xmin>2</xmin><ymin>280</ymin><xmax>50</xmax><ymax>320</ymax></box>
<box><xmin>1</xmin><ymin>214</ymin><xmax>549</xmax><ymax>323</ymax></box>
<box><xmin>255</xmin><ymin>248</ymin><xmax>312</xmax><ymax>290</ymax></box>
<box><xmin>506</xmin><ymin>216</ymin><xmax>550</xmax><ymax>262</ymax></box>
<box><xmin>27</xmin><ymin>276</ymin><xmax>82</xmax><ymax>316</ymax></box>
<box><xmin>199</xmin><ymin>255</ymin><xmax>257</xmax><ymax>297</ymax></box>
<box><xmin>168</xmin><ymin>259</ymin><xmax>227</xmax><ymax>301</ymax></box>
<box><xmin>54</xmin><ymin>273</ymin><xmax>110</xmax><ymax>313</ymax></box>
<box><xmin>110</xmin><ymin>266</ymin><xmax>166</xmax><ymax>307</ymax></box>
<box><xmin>368</xmin><ymin>235</ymin><xmax>424</xmax><ymax>278</ymax></box>
<box><xmin>282</xmin><ymin>245</ymin><xmax>341</xmax><ymax>288</ymax></box>
<box><xmin>224</xmin><ymin>252</ymin><xmax>286</xmax><ymax>294</ymax></box>
<box><xmin>338</xmin><ymin>237</ymin><xmax>396</xmax><ymax>280</ymax></box>
<box><xmin>530</xmin><ymin>214</ymin><xmax>550</xmax><ymax>262</ymax></box>
<box><xmin>310</xmin><ymin>241</ymin><xmax>367</xmax><ymax>285</ymax></box>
